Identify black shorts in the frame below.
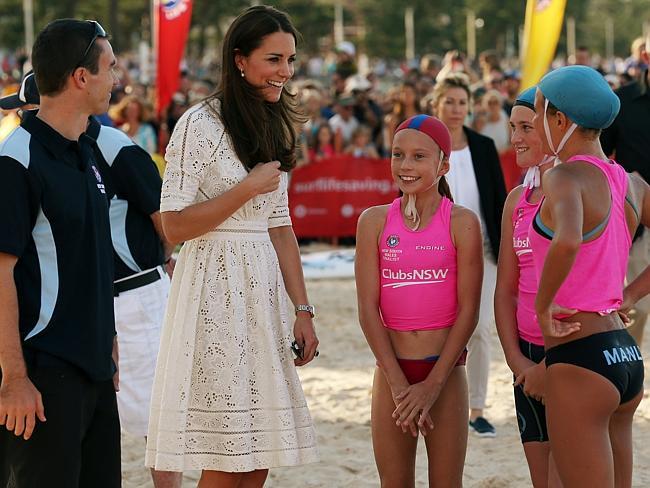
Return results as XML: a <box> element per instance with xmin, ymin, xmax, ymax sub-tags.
<box><xmin>545</xmin><ymin>329</ymin><xmax>644</xmax><ymax>404</ymax></box>
<box><xmin>0</xmin><ymin>349</ymin><xmax>121</xmax><ymax>488</ymax></box>
<box><xmin>513</xmin><ymin>338</ymin><xmax>549</xmax><ymax>444</ymax></box>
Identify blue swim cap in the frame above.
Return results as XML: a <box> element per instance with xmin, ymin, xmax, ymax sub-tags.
<box><xmin>537</xmin><ymin>66</ymin><xmax>620</xmax><ymax>129</ymax></box>
<box><xmin>513</xmin><ymin>87</ymin><xmax>536</xmax><ymax>111</ymax></box>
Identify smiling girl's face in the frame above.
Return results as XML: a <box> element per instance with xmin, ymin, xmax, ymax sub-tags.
<box><xmin>510</xmin><ymin>105</ymin><xmax>545</xmax><ymax>168</ymax></box>
<box><xmin>391</xmin><ymin>129</ymin><xmax>448</xmax><ymax>196</ymax></box>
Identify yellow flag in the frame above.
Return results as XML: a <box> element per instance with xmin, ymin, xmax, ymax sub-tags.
<box><xmin>520</xmin><ymin>0</ymin><xmax>567</xmax><ymax>90</ymax></box>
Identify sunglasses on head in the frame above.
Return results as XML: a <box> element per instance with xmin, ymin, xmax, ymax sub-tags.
<box><xmin>76</xmin><ymin>20</ymin><xmax>107</xmax><ymax>68</ymax></box>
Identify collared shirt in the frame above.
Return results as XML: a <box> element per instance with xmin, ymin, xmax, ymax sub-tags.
<box><xmin>86</xmin><ymin>117</ymin><xmax>163</xmax><ymax>280</ymax></box>
<box><xmin>601</xmin><ymin>71</ymin><xmax>650</xmax><ymax>182</ymax></box>
<box><xmin>0</xmin><ymin>112</ymin><xmax>115</xmax><ymax>381</ymax></box>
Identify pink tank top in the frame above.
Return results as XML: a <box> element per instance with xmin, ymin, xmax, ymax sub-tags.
<box><xmin>512</xmin><ymin>187</ymin><xmax>544</xmax><ymax>345</ymax></box>
<box><xmin>379</xmin><ymin>197</ymin><xmax>458</xmax><ymax>331</ymax></box>
<box><xmin>529</xmin><ymin>155</ymin><xmax>632</xmax><ymax>315</ymax></box>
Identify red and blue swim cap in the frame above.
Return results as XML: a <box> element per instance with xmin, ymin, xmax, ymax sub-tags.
<box><xmin>394</xmin><ymin>114</ymin><xmax>452</xmax><ymax>158</ymax></box>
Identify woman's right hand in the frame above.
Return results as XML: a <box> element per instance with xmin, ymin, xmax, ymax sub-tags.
<box><xmin>244</xmin><ymin>161</ymin><xmax>282</xmax><ymax>196</ymax></box>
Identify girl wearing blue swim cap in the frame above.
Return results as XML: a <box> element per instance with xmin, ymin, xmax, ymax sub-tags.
<box><xmin>495</xmin><ymin>87</ymin><xmax>563</xmax><ymax>488</ymax></box>
<box><xmin>531</xmin><ymin>66</ymin><xmax>649</xmax><ymax>488</ymax></box>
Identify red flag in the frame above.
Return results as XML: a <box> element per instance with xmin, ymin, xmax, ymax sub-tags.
<box><xmin>154</xmin><ymin>0</ymin><xmax>193</xmax><ymax>116</ymax></box>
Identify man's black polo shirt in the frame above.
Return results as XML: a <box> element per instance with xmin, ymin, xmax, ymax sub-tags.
<box><xmin>86</xmin><ymin>118</ymin><xmax>163</xmax><ymax>280</ymax></box>
<box><xmin>0</xmin><ymin>113</ymin><xmax>115</xmax><ymax>381</ymax></box>
<box><xmin>601</xmin><ymin>71</ymin><xmax>650</xmax><ymax>182</ymax></box>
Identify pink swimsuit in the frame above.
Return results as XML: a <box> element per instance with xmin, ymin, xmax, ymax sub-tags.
<box><xmin>379</xmin><ymin>197</ymin><xmax>458</xmax><ymax>331</ymax></box>
<box><xmin>512</xmin><ymin>187</ymin><xmax>544</xmax><ymax>346</ymax></box>
<box><xmin>529</xmin><ymin>155</ymin><xmax>632</xmax><ymax>314</ymax></box>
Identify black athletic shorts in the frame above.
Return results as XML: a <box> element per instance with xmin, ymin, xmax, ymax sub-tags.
<box><xmin>0</xmin><ymin>349</ymin><xmax>121</xmax><ymax>488</ymax></box>
<box><xmin>545</xmin><ymin>329</ymin><xmax>644</xmax><ymax>404</ymax></box>
<box><xmin>513</xmin><ymin>338</ymin><xmax>549</xmax><ymax>443</ymax></box>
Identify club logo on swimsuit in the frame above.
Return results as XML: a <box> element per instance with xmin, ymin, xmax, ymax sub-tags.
<box><xmin>513</xmin><ymin>236</ymin><xmax>531</xmax><ymax>256</ymax></box>
<box><xmin>513</xmin><ymin>236</ymin><xmax>530</xmax><ymax>248</ymax></box>
<box><xmin>382</xmin><ymin>268</ymin><xmax>449</xmax><ymax>288</ymax></box>
<box><xmin>386</xmin><ymin>234</ymin><xmax>400</xmax><ymax>248</ymax></box>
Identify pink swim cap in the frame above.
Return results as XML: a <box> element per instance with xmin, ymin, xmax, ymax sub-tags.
<box><xmin>394</xmin><ymin>114</ymin><xmax>452</xmax><ymax>157</ymax></box>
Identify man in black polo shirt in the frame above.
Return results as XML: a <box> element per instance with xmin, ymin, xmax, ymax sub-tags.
<box><xmin>601</xmin><ymin>35</ymin><xmax>650</xmax><ymax>350</ymax></box>
<box><xmin>0</xmin><ymin>19</ymin><xmax>120</xmax><ymax>487</ymax></box>
<box><xmin>1</xmin><ymin>70</ymin><xmax>180</xmax><ymax>488</ymax></box>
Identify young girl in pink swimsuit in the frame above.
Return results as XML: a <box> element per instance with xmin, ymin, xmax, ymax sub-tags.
<box><xmin>355</xmin><ymin>115</ymin><xmax>483</xmax><ymax>487</ymax></box>
<box><xmin>494</xmin><ymin>87</ymin><xmax>565</xmax><ymax>488</ymax></box>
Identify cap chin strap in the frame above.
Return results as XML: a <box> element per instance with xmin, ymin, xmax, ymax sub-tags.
<box><xmin>403</xmin><ymin>150</ymin><xmax>445</xmax><ymax>230</ymax></box>
<box><xmin>522</xmin><ymin>154</ymin><xmax>555</xmax><ymax>189</ymax></box>
<box><xmin>543</xmin><ymin>98</ymin><xmax>577</xmax><ymax>167</ymax></box>
<box><xmin>404</xmin><ymin>194</ymin><xmax>421</xmax><ymax>229</ymax></box>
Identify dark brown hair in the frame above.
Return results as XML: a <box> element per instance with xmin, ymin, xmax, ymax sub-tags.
<box><xmin>32</xmin><ymin>19</ymin><xmax>105</xmax><ymax>96</ymax></box>
<box><xmin>209</xmin><ymin>5</ymin><xmax>305</xmax><ymax>172</ymax></box>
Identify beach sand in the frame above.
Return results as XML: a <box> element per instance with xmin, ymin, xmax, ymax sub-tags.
<box><xmin>122</xmin><ymin>277</ymin><xmax>650</xmax><ymax>487</ymax></box>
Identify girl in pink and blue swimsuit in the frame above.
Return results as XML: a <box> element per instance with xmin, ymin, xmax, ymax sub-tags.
<box><xmin>494</xmin><ymin>87</ymin><xmax>564</xmax><ymax>488</ymax></box>
<box><xmin>356</xmin><ymin>115</ymin><xmax>483</xmax><ymax>486</ymax></box>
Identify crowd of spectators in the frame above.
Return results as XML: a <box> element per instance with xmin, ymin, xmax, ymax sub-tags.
<box><xmin>288</xmin><ymin>38</ymin><xmax>647</xmax><ymax>184</ymax></box>
<box><xmin>0</xmin><ymin>36</ymin><xmax>647</xmax><ymax>181</ymax></box>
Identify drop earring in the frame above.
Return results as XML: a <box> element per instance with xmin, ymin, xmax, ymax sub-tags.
<box><xmin>240</xmin><ymin>69</ymin><xmax>245</xmax><ymax>78</ymax></box>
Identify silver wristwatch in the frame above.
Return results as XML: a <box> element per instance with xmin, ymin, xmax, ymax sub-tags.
<box><xmin>295</xmin><ymin>304</ymin><xmax>315</xmax><ymax>318</ymax></box>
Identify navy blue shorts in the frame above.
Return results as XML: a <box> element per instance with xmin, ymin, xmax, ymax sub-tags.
<box><xmin>513</xmin><ymin>339</ymin><xmax>549</xmax><ymax>443</ymax></box>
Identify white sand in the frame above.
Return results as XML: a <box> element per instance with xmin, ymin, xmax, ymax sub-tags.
<box><xmin>122</xmin><ymin>278</ymin><xmax>650</xmax><ymax>487</ymax></box>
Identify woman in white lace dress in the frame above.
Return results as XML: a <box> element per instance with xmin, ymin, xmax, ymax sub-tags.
<box><xmin>145</xmin><ymin>6</ymin><xmax>319</xmax><ymax>487</ymax></box>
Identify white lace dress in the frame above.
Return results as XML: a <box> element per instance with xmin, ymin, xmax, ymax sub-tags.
<box><xmin>145</xmin><ymin>101</ymin><xmax>318</xmax><ymax>472</ymax></box>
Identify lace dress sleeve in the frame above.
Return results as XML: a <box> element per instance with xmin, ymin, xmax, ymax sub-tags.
<box><xmin>160</xmin><ymin>104</ymin><xmax>222</xmax><ymax>212</ymax></box>
<box><xmin>268</xmin><ymin>172</ymin><xmax>293</xmax><ymax>228</ymax></box>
